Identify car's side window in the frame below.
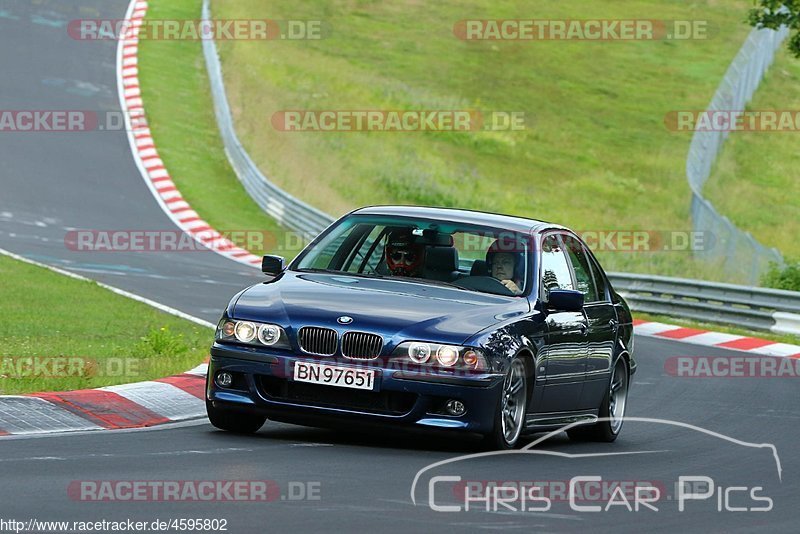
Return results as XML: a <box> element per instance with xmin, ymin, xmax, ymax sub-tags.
<box><xmin>562</xmin><ymin>235</ymin><xmax>599</xmax><ymax>303</ymax></box>
<box><xmin>584</xmin><ymin>249</ymin><xmax>610</xmax><ymax>302</ymax></box>
<box><xmin>540</xmin><ymin>234</ymin><xmax>574</xmax><ymax>298</ymax></box>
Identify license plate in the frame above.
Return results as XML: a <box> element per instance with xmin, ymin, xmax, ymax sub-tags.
<box><xmin>293</xmin><ymin>361</ymin><xmax>375</xmax><ymax>391</ymax></box>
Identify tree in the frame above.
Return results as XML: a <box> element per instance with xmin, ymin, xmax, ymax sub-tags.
<box><xmin>747</xmin><ymin>1</ymin><xmax>800</xmax><ymax>57</ymax></box>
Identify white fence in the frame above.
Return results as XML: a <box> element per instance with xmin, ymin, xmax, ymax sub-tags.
<box><xmin>687</xmin><ymin>25</ymin><xmax>789</xmax><ymax>284</ymax></box>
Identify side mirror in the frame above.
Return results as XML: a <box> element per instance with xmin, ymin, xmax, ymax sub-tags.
<box><xmin>547</xmin><ymin>289</ymin><xmax>584</xmax><ymax>312</ymax></box>
<box><xmin>261</xmin><ymin>255</ymin><xmax>286</xmax><ymax>276</ymax></box>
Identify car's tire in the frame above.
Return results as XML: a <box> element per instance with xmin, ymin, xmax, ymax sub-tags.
<box><xmin>567</xmin><ymin>356</ymin><xmax>629</xmax><ymax>443</ymax></box>
<box><xmin>206</xmin><ymin>400</ymin><xmax>267</xmax><ymax>434</ymax></box>
<box><xmin>483</xmin><ymin>356</ymin><xmax>529</xmax><ymax>450</ymax></box>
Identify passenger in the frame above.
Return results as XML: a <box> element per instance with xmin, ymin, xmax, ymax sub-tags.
<box><xmin>486</xmin><ymin>237</ymin><xmax>525</xmax><ymax>295</ymax></box>
<box><xmin>385</xmin><ymin>230</ymin><xmax>426</xmax><ymax>277</ymax></box>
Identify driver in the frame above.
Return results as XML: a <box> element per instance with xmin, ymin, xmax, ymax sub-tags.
<box><xmin>385</xmin><ymin>230</ymin><xmax>425</xmax><ymax>277</ymax></box>
<box><xmin>486</xmin><ymin>237</ymin><xmax>525</xmax><ymax>295</ymax></box>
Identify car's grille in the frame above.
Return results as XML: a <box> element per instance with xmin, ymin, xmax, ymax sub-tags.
<box><xmin>298</xmin><ymin>327</ymin><xmax>338</xmax><ymax>356</ymax></box>
<box><xmin>257</xmin><ymin>376</ymin><xmax>416</xmax><ymax>416</ymax></box>
<box><xmin>341</xmin><ymin>332</ymin><xmax>383</xmax><ymax>360</ymax></box>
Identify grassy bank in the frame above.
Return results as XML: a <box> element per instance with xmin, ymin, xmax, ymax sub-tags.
<box><xmin>136</xmin><ymin>0</ymin><xmax>303</xmax><ymax>259</ymax></box>
<box><xmin>0</xmin><ymin>255</ymin><xmax>211</xmax><ymax>395</ymax></box>
<box><xmin>208</xmin><ymin>0</ymin><xmax>760</xmax><ymax>280</ymax></box>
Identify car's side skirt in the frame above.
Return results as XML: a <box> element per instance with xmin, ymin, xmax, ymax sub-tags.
<box><xmin>523</xmin><ymin>411</ymin><xmax>599</xmax><ymax>432</ymax></box>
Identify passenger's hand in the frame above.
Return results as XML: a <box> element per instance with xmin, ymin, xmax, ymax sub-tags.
<box><xmin>500</xmin><ymin>279</ymin><xmax>522</xmax><ymax>295</ymax></box>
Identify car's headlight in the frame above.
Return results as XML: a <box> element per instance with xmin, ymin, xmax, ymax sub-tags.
<box><xmin>391</xmin><ymin>342</ymin><xmax>488</xmax><ymax>371</ymax></box>
<box><xmin>216</xmin><ymin>318</ymin><xmax>290</xmax><ymax>349</ymax></box>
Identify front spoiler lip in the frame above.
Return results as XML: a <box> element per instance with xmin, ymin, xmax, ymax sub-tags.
<box><xmin>208</xmin><ymin>345</ymin><xmax>503</xmax><ymax>434</ymax></box>
<box><xmin>209</xmin><ymin>398</ymin><xmax>485</xmax><ymax>438</ymax></box>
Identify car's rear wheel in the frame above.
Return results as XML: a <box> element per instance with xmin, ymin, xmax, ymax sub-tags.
<box><xmin>484</xmin><ymin>357</ymin><xmax>528</xmax><ymax>450</ymax></box>
<box><xmin>206</xmin><ymin>400</ymin><xmax>266</xmax><ymax>434</ymax></box>
<box><xmin>568</xmin><ymin>356</ymin><xmax>629</xmax><ymax>442</ymax></box>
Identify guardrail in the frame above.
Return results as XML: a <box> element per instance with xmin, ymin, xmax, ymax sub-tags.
<box><xmin>201</xmin><ymin>0</ymin><xmax>335</xmax><ymax>238</ymax></box>
<box><xmin>608</xmin><ymin>273</ymin><xmax>800</xmax><ymax>335</ymax></box>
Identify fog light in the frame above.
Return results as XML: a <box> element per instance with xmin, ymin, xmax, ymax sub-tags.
<box><xmin>445</xmin><ymin>399</ymin><xmax>466</xmax><ymax>416</ymax></box>
<box><xmin>215</xmin><ymin>372</ymin><xmax>233</xmax><ymax>388</ymax></box>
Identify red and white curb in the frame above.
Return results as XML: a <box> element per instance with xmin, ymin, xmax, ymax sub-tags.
<box><xmin>117</xmin><ymin>0</ymin><xmax>262</xmax><ymax>269</ymax></box>
<box><xmin>633</xmin><ymin>319</ymin><xmax>800</xmax><ymax>359</ymax></box>
<box><xmin>2</xmin><ymin>320</ymin><xmax>798</xmax><ymax>436</ymax></box>
<box><xmin>0</xmin><ymin>364</ymin><xmax>207</xmax><ymax>436</ymax></box>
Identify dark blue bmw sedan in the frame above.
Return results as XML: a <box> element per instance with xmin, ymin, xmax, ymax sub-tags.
<box><xmin>207</xmin><ymin>206</ymin><xmax>635</xmax><ymax>449</ymax></box>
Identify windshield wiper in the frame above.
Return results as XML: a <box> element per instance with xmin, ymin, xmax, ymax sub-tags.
<box><xmin>296</xmin><ymin>268</ymin><xmax>384</xmax><ymax>279</ymax></box>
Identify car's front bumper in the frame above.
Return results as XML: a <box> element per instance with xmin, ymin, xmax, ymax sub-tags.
<box><xmin>208</xmin><ymin>343</ymin><xmax>504</xmax><ymax>435</ymax></box>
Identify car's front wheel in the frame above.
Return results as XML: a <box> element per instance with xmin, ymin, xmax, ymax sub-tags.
<box><xmin>484</xmin><ymin>357</ymin><xmax>529</xmax><ymax>450</ymax></box>
<box><xmin>206</xmin><ymin>400</ymin><xmax>267</xmax><ymax>434</ymax></box>
<box><xmin>568</xmin><ymin>356</ymin><xmax>629</xmax><ymax>442</ymax></box>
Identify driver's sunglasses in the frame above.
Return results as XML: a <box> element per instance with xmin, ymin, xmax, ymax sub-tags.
<box><xmin>390</xmin><ymin>250</ymin><xmax>417</xmax><ymax>263</ymax></box>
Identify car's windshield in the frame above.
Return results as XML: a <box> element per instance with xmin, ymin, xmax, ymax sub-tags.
<box><xmin>293</xmin><ymin>215</ymin><xmax>530</xmax><ymax>297</ymax></box>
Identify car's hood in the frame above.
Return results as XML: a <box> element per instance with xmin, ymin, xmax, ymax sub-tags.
<box><xmin>231</xmin><ymin>271</ymin><xmax>529</xmax><ymax>345</ymax></box>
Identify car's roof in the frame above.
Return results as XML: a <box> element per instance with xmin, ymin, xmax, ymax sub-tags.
<box><xmin>352</xmin><ymin>205</ymin><xmax>566</xmax><ymax>234</ymax></box>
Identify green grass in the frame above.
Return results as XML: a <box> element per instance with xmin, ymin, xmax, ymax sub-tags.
<box><xmin>205</xmin><ymin>0</ymin><xmax>759</xmax><ymax>281</ymax></box>
<box><xmin>704</xmin><ymin>46</ymin><xmax>800</xmax><ymax>259</ymax></box>
<box><xmin>136</xmin><ymin>0</ymin><xmax>304</xmax><ymax>259</ymax></box>
<box><xmin>0</xmin><ymin>255</ymin><xmax>211</xmax><ymax>395</ymax></box>
<box><xmin>131</xmin><ymin>0</ymin><xmax>797</xmax><ymax>343</ymax></box>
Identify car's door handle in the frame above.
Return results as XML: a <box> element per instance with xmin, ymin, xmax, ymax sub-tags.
<box><xmin>608</xmin><ymin>319</ymin><xmax>618</xmax><ymax>328</ymax></box>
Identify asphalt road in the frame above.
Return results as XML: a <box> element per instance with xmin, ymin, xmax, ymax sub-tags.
<box><xmin>0</xmin><ymin>0</ymin><xmax>261</xmax><ymax>323</ymax></box>
<box><xmin>0</xmin><ymin>0</ymin><xmax>797</xmax><ymax>532</ymax></box>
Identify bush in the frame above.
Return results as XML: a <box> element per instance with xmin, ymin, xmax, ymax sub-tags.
<box><xmin>134</xmin><ymin>326</ymin><xmax>190</xmax><ymax>357</ymax></box>
<box><xmin>761</xmin><ymin>260</ymin><xmax>800</xmax><ymax>291</ymax></box>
